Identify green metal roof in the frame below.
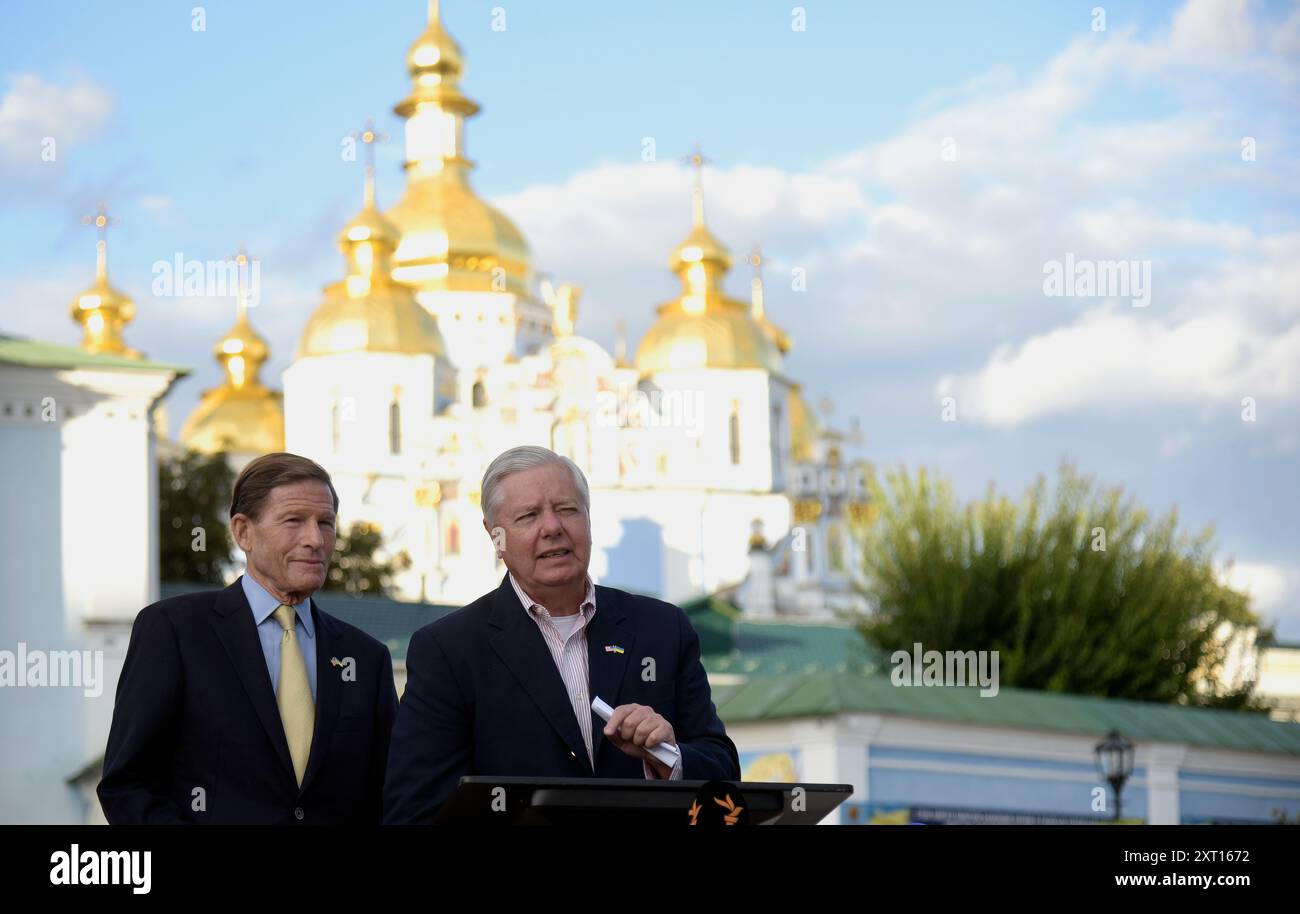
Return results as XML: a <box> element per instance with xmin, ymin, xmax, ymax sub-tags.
<box><xmin>0</xmin><ymin>334</ymin><xmax>189</xmax><ymax>374</ymax></box>
<box><xmin>702</xmin><ymin>621</ymin><xmax>880</xmax><ymax>677</ymax></box>
<box><xmin>313</xmin><ymin>592</ymin><xmax>457</xmax><ymax>662</ymax></box>
<box><xmin>681</xmin><ymin>593</ymin><xmax>881</xmax><ymax>677</ymax></box>
<box><xmin>710</xmin><ymin>670</ymin><xmax>1300</xmax><ymax>756</ymax></box>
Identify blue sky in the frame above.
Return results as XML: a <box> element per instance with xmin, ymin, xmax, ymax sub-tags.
<box><xmin>2</xmin><ymin>0</ymin><xmax>1298</xmax><ymax>634</ymax></box>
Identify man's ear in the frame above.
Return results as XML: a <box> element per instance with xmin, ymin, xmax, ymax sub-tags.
<box><xmin>230</xmin><ymin>514</ymin><xmax>253</xmax><ymax>553</ymax></box>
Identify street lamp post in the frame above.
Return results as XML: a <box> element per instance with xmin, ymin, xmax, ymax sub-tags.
<box><xmin>1095</xmin><ymin>730</ymin><xmax>1136</xmax><ymax>823</ymax></box>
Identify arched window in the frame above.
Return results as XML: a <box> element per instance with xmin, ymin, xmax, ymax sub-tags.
<box><xmin>447</xmin><ymin>519</ymin><xmax>460</xmax><ymax>556</ymax></box>
<box><xmin>472</xmin><ymin>380</ymin><xmax>487</xmax><ymax>408</ymax></box>
<box><xmin>729</xmin><ymin>403</ymin><xmax>741</xmax><ymax>465</ymax></box>
<box><xmin>331</xmin><ymin>402</ymin><xmax>341</xmax><ymax>453</ymax></box>
<box><xmin>389</xmin><ymin>400</ymin><xmax>401</xmax><ymax>454</ymax></box>
<box><xmin>771</xmin><ymin>401</ymin><xmax>783</xmax><ymax>477</ymax></box>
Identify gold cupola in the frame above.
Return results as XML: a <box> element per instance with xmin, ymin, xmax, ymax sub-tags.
<box><xmin>634</xmin><ymin>150</ymin><xmax>783</xmax><ymax>375</ymax></box>
<box><xmin>70</xmin><ymin>203</ymin><xmax>140</xmax><ymax>358</ymax></box>
<box><xmin>386</xmin><ymin>0</ymin><xmax>532</xmax><ymax>296</ymax></box>
<box><xmin>180</xmin><ymin>251</ymin><xmax>286</xmax><ymax>455</ymax></box>
<box><xmin>298</xmin><ymin>150</ymin><xmax>447</xmax><ymax>359</ymax></box>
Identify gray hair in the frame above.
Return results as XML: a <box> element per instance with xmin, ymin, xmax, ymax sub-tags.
<box><xmin>481</xmin><ymin>445</ymin><xmax>590</xmax><ymax>526</ymax></box>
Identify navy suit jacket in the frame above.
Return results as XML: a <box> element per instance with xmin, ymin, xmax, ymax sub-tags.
<box><xmin>98</xmin><ymin>577</ymin><xmax>398</xmax><ymax>824</ymax></box>
<box><xmin>384</xmin><ymin>574</ymin><xmax>740</xmax><ymax>823</ymax></box>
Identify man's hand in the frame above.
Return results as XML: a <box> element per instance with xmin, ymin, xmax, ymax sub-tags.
<box><xmin>603</xmin><ymin>703</ymin><xmax>676</xmax><ymax>778</ymax></box>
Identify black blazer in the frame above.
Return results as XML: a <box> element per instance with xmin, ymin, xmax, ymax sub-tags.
<box><xmin>384</xmin><ymin>574</ymin><xmax>740</xmax><ymax>823</ymax></box>
<box><xmin>98</xmin><ymin>577</ymin><xmax>398</xmax><ymax>824</ymax></box>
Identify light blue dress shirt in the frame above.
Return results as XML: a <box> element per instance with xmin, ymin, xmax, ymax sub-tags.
<box><xmin>241</xmin><ymin>573</ymin><xmax>318</xmax><ymax>703</ymax></box>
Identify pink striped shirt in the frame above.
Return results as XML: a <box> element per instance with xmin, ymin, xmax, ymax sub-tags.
<box><xmin>508</xmin><ymin>572</ymin><xmax>681</xmax><ymax>779</ymax></box>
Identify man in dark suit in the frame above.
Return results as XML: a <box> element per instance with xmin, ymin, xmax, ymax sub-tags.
<box><xmin>98</xmin><ymin>452</ymin><xmax>398</xmax><ymax>824</ymax></box>
<box><xmin>384</xmin><ymin>445</ymin><xmax>740</xmax><ymax>823</ymax></box>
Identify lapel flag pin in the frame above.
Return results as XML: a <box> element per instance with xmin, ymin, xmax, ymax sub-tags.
<box><xmin>604</xmin><ymin>645</ymin><xmax>625</xmax><ymax>654</ymax></box>
<box><xmin>330</xmin><ymin>657</ymin><xmax>345</xmax><ymax>668</ymax></box>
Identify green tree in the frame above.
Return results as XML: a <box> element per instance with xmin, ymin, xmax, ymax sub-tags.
<box><xmin>851</xmin><ymin>460</ymin><xmax>1272</xmax><ymax>710</ymax></box>
<box><xmin>324</xmin><ymin>521</ymin><xmax>411</xmax><ymax>596</ymax></box>
<box><xmin>159</xmin><ymin>449</ymin><xmax>235</xmax><ymax>584</ymax></box>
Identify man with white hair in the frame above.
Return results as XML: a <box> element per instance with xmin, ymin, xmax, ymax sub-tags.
<box><xmin>384</xmin><ymin>445</ymin><xmax>740</xmax><ymax>822</ymax></box>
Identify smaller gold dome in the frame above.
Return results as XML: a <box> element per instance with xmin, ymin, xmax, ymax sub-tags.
<box><xmin>181</xmin><ymin>387</ymin><xmax>286</xmax><ymax>456</ymax></box>
<box><xmin>635</xmin><ymin>166</ymin><xmax>783</xmax><ymax>375</ymax></box>
<box><xmin>71</xmin><ymin>274</ymin><xmax>139</xmax><ymax>358</ymax></box>
<box><xmin>71</xmin><ymin>206</ymin><xmax>140</xmax><ymax>358</ymax></box>
<box><xmin>395</xmin><ymin>1</ymin><xmax>475</xmax><ymax>119</ymax></box>
<box><xmin>299</xmin><ymin>176</ymin><xmax>446</xmax><ymax>359</ymax></box>
<box><xmin>181</xmin><ymin>299</ymin><xmax>285</xmax><ymax>456</ymax></box>
<box><xmin>636</xmin><ymin>306</ymin><xmax>783</xmax><ymax>374</ymax></box>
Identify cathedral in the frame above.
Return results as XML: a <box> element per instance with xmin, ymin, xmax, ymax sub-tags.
<box><xmin>125</xmin><ymin>3</ymin><xmax>869</xmax><ymax>612</ymax></box>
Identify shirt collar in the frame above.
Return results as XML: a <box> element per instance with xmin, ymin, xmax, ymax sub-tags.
<box><xmin>508</xmin><ymin>572</ymin><xmax>596</xmax><ymax>619</ymax></box>
<box><xmin>241</xmin><ymin>572</ymin><xmax>315</xmax><ymax>639</ymax></box>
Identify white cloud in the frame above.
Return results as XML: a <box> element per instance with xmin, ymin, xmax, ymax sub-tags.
<box><xmin>1221</xmin><ymin>560</ymin><xmax>1294</xmax><ymax>614</ymax></box>
<box><xmin>0</xmin><ymin>73</ymin><xmax>112</xmax><ymax>162</ymax></box>
<box><xmin>936</xmin><ymin>308</ymin><xmax>1300</xmax><ymax>427</ymax></box>
<box><xmin>486</xmin><ymin>0</ymin><xmax>1299</xmax><ymax>433</ymax></box>
<box><xmin>1169</xmin><ymin>0</ymin><xmax>1256</xmax><ymax>62</ymax></box>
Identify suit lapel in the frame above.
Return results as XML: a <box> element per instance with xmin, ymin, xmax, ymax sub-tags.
<box><xmin>586</xmin><ymin>586</ymin><xmax>636</xmax><ymax>769</ymax></box>
<box><xmin>300</xmin><ymin>600</ymin><xmax>341</xmax><ymax>794</ymax></box>
<box><xmin>487</xmin><ymin>574</ymin><xmax>593</xmax><ymax>772</ymax></box>
<box><xmin>212</xmin><ymin>578</ymin><xmax>295</xmax><ymax>781</ymax></box>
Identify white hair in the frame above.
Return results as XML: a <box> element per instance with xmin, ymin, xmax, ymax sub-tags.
<box><xmin>481</xmin><ymin>445</ymin><xmax>590</xmax><ymax>526</ymax></box>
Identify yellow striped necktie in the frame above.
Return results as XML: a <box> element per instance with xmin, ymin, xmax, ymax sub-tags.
<box><xmin>273</xmin><ymin>603</ymin><xmax>315</xmax><ymax>787</ymax></box>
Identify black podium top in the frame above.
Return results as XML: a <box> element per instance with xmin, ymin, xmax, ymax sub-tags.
<box><xmin>432</xmin><ymin>777</ymin><xmax>852</xmax><ymax>825</ymax></box>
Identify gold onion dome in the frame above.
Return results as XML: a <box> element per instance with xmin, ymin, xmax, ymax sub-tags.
<box><xmin>386</xmin><ymin>1</ymin><xmax>532</xmax><ymax>296</ymax></box>
<box><xmin>635</xmin><ymin>158</ymin><xmax>782</xmax><ymax>375</ymax></box>
<box><xmin>71</xmin><ymin>204</ymin><xmax>140</xmax><ymax>358</ymax></box>
<box><xmin>298</xmin><ymin>167</ymin><xmax>446</xmax><ymax>358</ymax></box>
<box><xmin>181</xmin><ymin>267</ymin><xmax>285</xmax><ymax>455</ymax></box>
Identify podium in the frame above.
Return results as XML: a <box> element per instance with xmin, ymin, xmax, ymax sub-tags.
<box><xmin>432</xmin><ymin>777</ymin><xmax>853</xmax><ymax>825</ymax></box>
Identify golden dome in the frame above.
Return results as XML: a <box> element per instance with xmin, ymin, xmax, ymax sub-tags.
<box><xmin>71</xmin><ymin>204</ymin><xmax>140</xmax><ymax>358</ymax></box>
<box><xmin>181</xmin><ymin>285</ymin><xmax>285</xmax><ymax>456</ymax></box>
<box><xmin>387</xmin><ymin>1</ymin><xmax>532</xmax><ymax>296</ymax></box>
<box><xmin>634</xmin><ymin>161</ymin><xmax>782</xmax><ymax>375</ymax></box>
<box><xmin>299</xmin><ymin>172</ymin><xmax>447</xmax><ymax>359</ymax></box>
<box><xmin>636</xmin><ymin>307</ymin><xmax>783</xmax><ymax>374</ymax></box>
<box><xmin>387</xmin><ymin>164</ymin><xmax>532</xmax><ymax>295</ymax></box>
<box><xmin>399</xmin><ymin>1</ymin><xmax>467</xmax><ymax>95</ymax></box>
<box><xmin>71</xmin><ymin>274</ymin><xmax>139</xmax><ymax>358</ymax></box>
<box><xmin>787</xmin><ymin>384</ymin><xmax>819</xmax><ymax>463</ymax></box>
